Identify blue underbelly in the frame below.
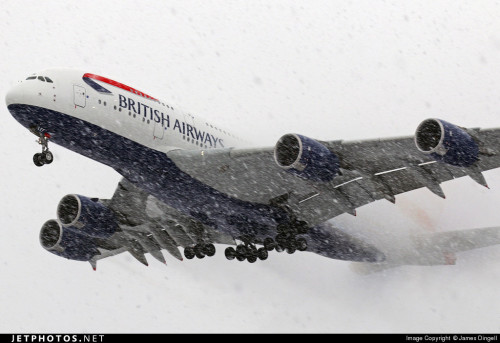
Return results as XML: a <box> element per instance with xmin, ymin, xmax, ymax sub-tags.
<box><xmin>7</xmin><ymin>104</ymin><xmax>288</xmax><ymax>238</ymax></box>
<box><xmin>7</xmin><ymin>103</ymin><xmax>385</xmax><ymax>262</ymax></box>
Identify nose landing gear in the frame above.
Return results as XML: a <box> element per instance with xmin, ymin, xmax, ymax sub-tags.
<box><xmin>32</xmin><ymin>134</ymin><xmax>53</xmax><ymax>167</ymax></box>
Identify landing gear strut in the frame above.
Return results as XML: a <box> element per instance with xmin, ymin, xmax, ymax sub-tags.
<box><xmin>32</xmin><ymin>133</ymin><xmax>53</xmax><ymax>167</ymax></box>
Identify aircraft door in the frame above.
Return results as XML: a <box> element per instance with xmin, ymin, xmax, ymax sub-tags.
<box><xmin>73</xmin><ymin>85</ymin><xmax>86</xmax><ymax>108</ymax></box>
<box><xmin>153</xmin><ymin>121</ymin><xmax>164</xmax><ymax>140</ymax></box>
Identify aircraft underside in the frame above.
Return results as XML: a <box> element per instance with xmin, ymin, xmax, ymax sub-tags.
<box><xmin>6</xmin><ymin>68</ymin><xmax>500</xmax><ymax>270</ymax></box>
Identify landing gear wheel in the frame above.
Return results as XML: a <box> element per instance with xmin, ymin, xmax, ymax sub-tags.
<box><xmin>33</xmin><ymin>153</ymin><xmax>44</xmax><ymax>167</ymax></box>
<box><xmin>248</xmin><ymin>245</ymin><xmax>258</xmax><ymax>257</ymax></box>
<box><xmin>236</xmin><ymin>245</ymin><xmax>247</xmax><ymax>256</ymax></box>
<box><xmin>276</xmin><ymin>223</ymin><xmax>288</xmax><ymax>233</ymax></box>
<box><xmin>296</xmin><ymin>220</ymin><xmax>309</xmax><ymax>234</ymax></box>
<box><xmin>225</xmin><ymin>247</ymin><xmax>236</xmax><ymax>260</ymax></box>
<box><xmin>296</xmin><ymin>237</ymin><xmax>308</xmax><ymax>251</ymax></box>
<box><xmin>203</xmin><ymin>243</ymin><xmax>216</xmax><ymax>257</ymax></box>
<box><xmin>236</xmin><ymin>245</ymin><xmax>247</xmax><ymax>261</ymax></box>
<box><xmin>236</xmin><ymin>254</ymin><xmax>246</xmax><ymax>261</ymax></box>
<box><xmin>41</xmin><ymin>151</ymin><xmax>53</xmax><ymax>164</ymax></box>
<box><xmin>286</xmin><ymin>238</ymin><xmax>297</xmax><ymax>254</ymax></box>
<box><xmin>257</xmin><ymin>248</ymin><xmax>268</xmax><ymax>260</ymax></box>
<box><xmin>184</xmin><ymin>247</ymin><xmax>195</xmax><ymax>260</ymax></box>
<box><xmin>247</xmin><ymin>255</ymin><xmax>257</xmax><ymax>263</ymax></box>
<box><xmin>194</xmin><ymin>244</ymin><xmax>205</xmax><ymax>259</ymax></box>
<box><xmin>31</xmin><ymin>131</ymin><xmax>53</xmax><ymax>167</ymax></box>
<box><xmin>264</xmin><ymin>237</ymin><xmax>275</xmax><ymax>251</ymax></box>
<box><xmin>246</xmin><ymin>245</ymin><xmax>258</xmax><ymax>263</ymax></box>
<box><xmin>275</xmin><ymin>233</ymin><xmax>288</xmax><ymax>246</ymax></box>
<box><xmin>275</xmin><ymin>244</ymin><xmax>285</xmax><ymax>253</ymax></box>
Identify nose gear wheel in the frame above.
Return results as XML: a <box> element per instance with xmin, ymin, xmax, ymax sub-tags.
<box><xmin>31</xmin><ymin>131</ymin><xmax>53</xmax><ymax>167</ymax></box>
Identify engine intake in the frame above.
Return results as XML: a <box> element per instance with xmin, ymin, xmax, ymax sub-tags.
<box><xmin>57</xmin><ymin>194</ymin><xmax>119</xmax><ymax>238</ymax></box>
<box><xmin>415</xmin><ymin>118</ymin><xmax>479</xmax><ymax>167</ymax></box>
<box><xmin>39</xmin><ymin>219</ymin><xmax>98</xmax><ymax>261</ymax></box>
<box><xmin>274</xmin><ymin>134</ymin><xmax>340</xmax><ymax>182</ymax></box>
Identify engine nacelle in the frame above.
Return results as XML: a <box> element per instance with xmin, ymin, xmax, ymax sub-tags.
<box><xmin>39</xmin><ymin>219</ymin><xmax>99</xmax><ymax>261</ymax></box>
<box><xmin>57</xmin><ymin>194</ymin><xmax>119</xmax><ymax>238</ymax></box>
<box><xmin>415</xmin><ymin>118</ymin><xmax>479</xmax><ymax>167</ymax></box>
<box><xmin>274</xmin><ymin>133</ymin><xmax>340</xmax><ymax>182</ymax></box>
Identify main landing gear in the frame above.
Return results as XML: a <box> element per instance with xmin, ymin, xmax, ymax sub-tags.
<box><xmin>224</xmin><ymin>220</ymin><xmax>309</xmax><ymax>263</ymax></box>
<box><xmin>32</xmin><ymin>134</ymin><xmax>53</xmax><ymax>167</ymax></box>
<box><xmin>183</xmin><ymin>242</ymin><xmax>216</xmax><ymax>260</ymax></box>
<box><xmin>224</xmin><ymin>242</ymin><xmax>269</xmax><ymax>263</ymax></box>
<box><xmin>266</xmin><ymin>220</ymin><xmax>309</xmax><ymax>254</ymax></box>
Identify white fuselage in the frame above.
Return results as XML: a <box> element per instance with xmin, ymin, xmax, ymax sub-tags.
<box><xmin>6</xmin><ymin>68</ymin><xmax>247</xmax><ymax>155</ymax></box>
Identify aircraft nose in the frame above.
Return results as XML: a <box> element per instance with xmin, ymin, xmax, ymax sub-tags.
<box><xmin>5</xmin><ymin>83</ymin><xmax>24</xmax><ymax>106</ymax></box>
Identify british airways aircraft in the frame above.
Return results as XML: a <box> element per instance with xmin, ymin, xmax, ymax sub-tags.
<box><xmin>5</xmin><ymin>68</ymin><xmax>500</xmax><ymax>270</ymax></box>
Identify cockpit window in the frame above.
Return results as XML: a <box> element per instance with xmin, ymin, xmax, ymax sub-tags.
<box><xmin>26</xmin><ymin>76</ymin><xmax>36</xmax><ymax>80</ymax></box>
<box><xmin>45</xmin><ymin>76</ymin><xmax>53</xmax><ymax>83</ymax></box>
<box><xmin>38</xmin><ymin>76</ymin><xmax>45</xmax><ymax>82</ymax></box>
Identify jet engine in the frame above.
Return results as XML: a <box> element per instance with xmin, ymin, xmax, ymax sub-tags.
<box><xmin>274</xmin><ymin>133</ymin><xmax>340</xmax><ymax>182</ymax></box>
<box><xmin>39</xmin><ymin>219</ymin><xmax>99</xmax><ymax>261</ymax></box>
<box><xmin>57</xmin><ymin>194</ymin><xmax>119</xmax><ymax>238</ymax></box>
<box><xmin>415</xmin><ymin>118</ymin><xmax>479</xmax><ymax>167</ymax></box>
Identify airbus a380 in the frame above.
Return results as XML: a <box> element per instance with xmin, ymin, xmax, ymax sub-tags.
<box><xmin>5</xmin><ymin>68</ymin><xmax>500</xmax><ymax>270</ymax></box>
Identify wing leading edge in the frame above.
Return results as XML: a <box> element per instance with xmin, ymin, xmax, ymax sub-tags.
<box><xmin>167</xmin><ymin>123</ymin><xmax>500</xmax><ymax>227</ymax></box>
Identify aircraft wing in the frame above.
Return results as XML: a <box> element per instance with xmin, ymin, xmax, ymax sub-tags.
<box><xmin>87</xmin><ymin>178</ymin><xmax>236</xmax><ymax>269</ymax></box>
<box><xmin>88</xmin><ymin>178</ymin><xmax>384</xmax><ymax>267</ymax></box>
<box><xmin>43</xmin><ymin>177</ymin><xmax>386</xmax><ymax>269</ymax></box>
<box><xmin>167</xmin><ymin>125</ymin><xmax>500</xmax><ymax>226</ymax></box>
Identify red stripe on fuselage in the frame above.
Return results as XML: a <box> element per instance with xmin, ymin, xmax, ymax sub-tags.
<box><xmin>83</xmin><ymin>73</ymin><xmax>158</xmax><ymax>101</ymax></box>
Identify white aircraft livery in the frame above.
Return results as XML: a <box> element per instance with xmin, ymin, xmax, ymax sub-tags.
<box><xmin>5</xmin><ymin>68</ymin><xmax>500</xmax><ymax>270</ymax></box>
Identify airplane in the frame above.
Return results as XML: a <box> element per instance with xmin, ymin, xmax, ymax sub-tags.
<box><xmin>5</xmin><ymin>68</ymin><xmax>500</xmax><ymax>270</ymax></box>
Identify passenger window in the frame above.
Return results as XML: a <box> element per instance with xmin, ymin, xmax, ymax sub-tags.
<box><xmin>45</xmin><ymin>77</ymin><xmax>53</xmax><ymax>83</ymax></box>
<box><xmin>26</xmin><ymin>76</ymin><xmax>36</xmax><ymax>80</ymax></box>
<box><xmin>38</xmin><ymin>76</ymin><xmax>45</xmax><ymax>82</ymax></box>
